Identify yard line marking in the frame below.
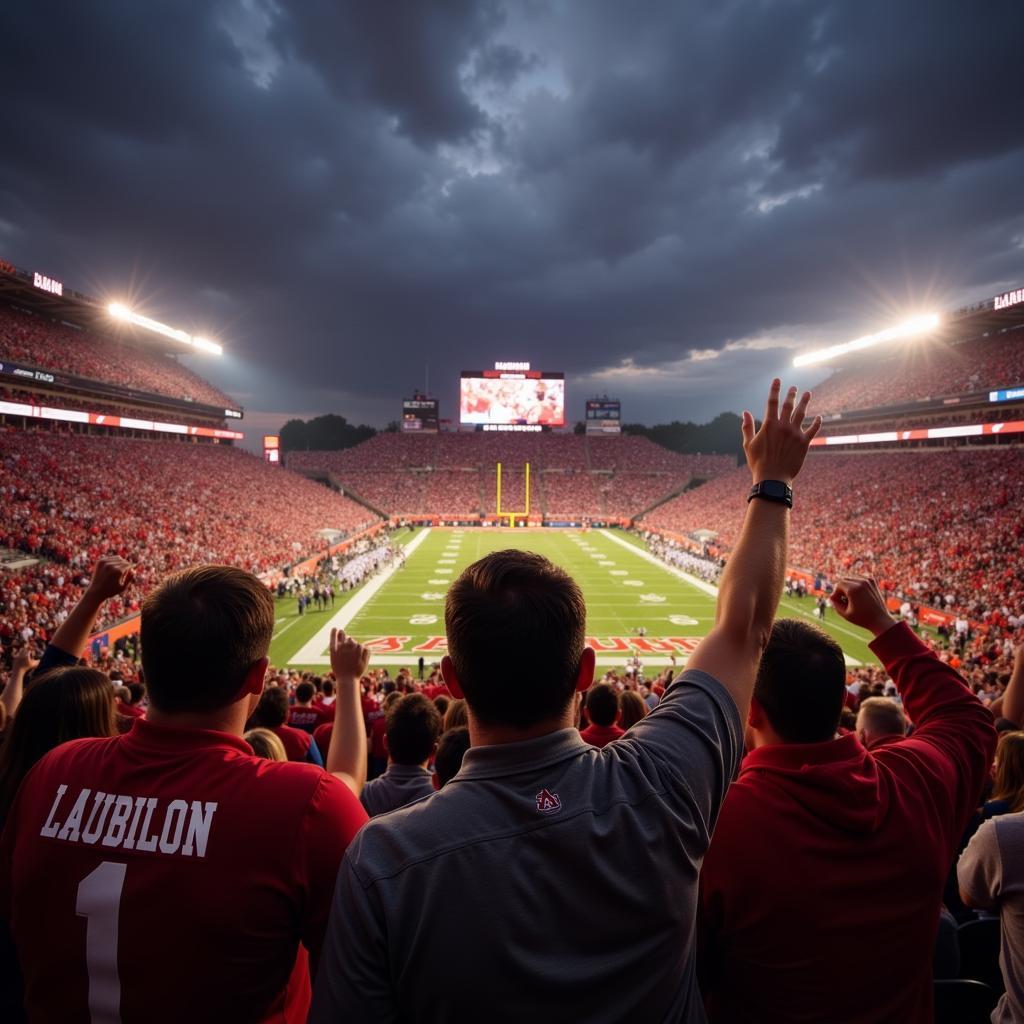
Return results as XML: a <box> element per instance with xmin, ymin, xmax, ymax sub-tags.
<box><xmin>289</xmin><ymin>528</ymin><xmax>433</xmax><ymax>665</ymax></box>
<box><xmin>272</xmin><ymin>618</ymin><xmax>300</xmax><ymax>640</ymax></box>
<box><xmin>600</xmin><ymin>530</ymin><xmax>864</xmax><ymax>665</ymax></box>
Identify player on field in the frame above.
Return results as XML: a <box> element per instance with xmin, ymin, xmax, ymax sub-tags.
<box><xmin>0</xmin><ymin>559</ymin><xmax>369</xmax><ymax>1023</ymax></box>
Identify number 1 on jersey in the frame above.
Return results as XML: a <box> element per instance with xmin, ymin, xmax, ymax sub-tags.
<box><xmin>76</xmin><ymin>861</ymin><xmax>126</xmax><ymax>1024</ymax></box>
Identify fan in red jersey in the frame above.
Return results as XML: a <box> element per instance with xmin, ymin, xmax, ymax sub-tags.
<box><xmin>0</xmin><ymin>557</ymin><xmax>369</xmax><ymax>1023</ymax></box>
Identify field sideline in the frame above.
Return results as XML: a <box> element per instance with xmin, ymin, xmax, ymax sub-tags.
<box><xmin>269</xmin><ymin>527</ymin><xmax>878</xmax><ymax>672</ymax></box>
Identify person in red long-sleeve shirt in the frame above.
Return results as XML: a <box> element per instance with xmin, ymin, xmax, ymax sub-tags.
<box><xmin>699</xmin><ymin>575</ymin><xmax>997</xmax><ymax>1023</ymax></box>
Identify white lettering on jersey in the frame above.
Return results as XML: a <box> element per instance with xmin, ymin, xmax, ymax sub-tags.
<box><xmin>39</xmin><ymin>784</ymin><xmax>68</xmax><ymax>838</ymax></box>
<box><xmin>40</xmin><ymin>785</ymin><xmax>219</xmax><ymax>859</ymax></box>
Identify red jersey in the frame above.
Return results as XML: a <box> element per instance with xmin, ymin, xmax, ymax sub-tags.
<box><xmin>0</xmin><ymin>718</ymin><xmax>367</xmax><ymax>1023</ymax></box>
<box><xmin>288</xmin><ymin>705</ymin><xmax>331</xmax><ymax>734</ymax></box>
<box><xmin>313</xmin><ymin>722</ymin><xmax>333</xmax><ymax>763</ymax></box>
<box><xmin>271</xmin><ymin>724</ymin><xmax>315</xmax><ymax>763</ymax></box>
<box><xmin>369</xmin><ymin>716</ymin><xmax>388</xmax><ymax>760</ymax></box>
<box><xmin>579</xmin><ymin>722</ymin><xmax>625</xmax><ymax>748</ymax></box>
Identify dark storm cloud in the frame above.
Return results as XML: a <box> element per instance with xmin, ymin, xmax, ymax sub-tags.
<box><xmin>0</xmin><ymin>0</ymin><xmax>1022</xmax><ymax>438</ymax></box>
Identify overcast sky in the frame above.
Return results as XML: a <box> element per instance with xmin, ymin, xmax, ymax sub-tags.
<box><xmin>1</xmin><ymin>0</ymin><xmax>1022</xmax><ymax>449</ymax></box>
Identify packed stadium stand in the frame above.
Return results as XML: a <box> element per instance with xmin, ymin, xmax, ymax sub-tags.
<box><xmin>642</xmin><ymin>447</ymin><xmax>1024</xmax><ymax>623</ymax></box>
<box><xmin>0</xmin><ymin>431</ymin><xmax>377</xmax><ymax>644</ymax></box>
<box><xmin>811</xmin><ymin>324</ymin><xmax>1024</xmax><ymax>416</ymax></box>
<box><xmin>287</xmin><ymin>435</ymin><xmax>735</xmax><ymax>518</ymax></box>
<box><xmin>0</xmin><ymin>303</ymin><xmax>237</xmax><ymax>411</ymax></box>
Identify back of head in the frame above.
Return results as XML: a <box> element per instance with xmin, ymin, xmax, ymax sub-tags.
<box><xmin>755</xmin><ymin>618</ymin><xmax>847</xmax><ymax>744</ymax></box>
<box><xmin>244</xmin><ymin>727</ymin><xmax>288</xmax><ymax>762</ymax></box>
<box><xmin>992</xmin><ymin>731</ymin><xmax>1024</xmax><ymax>812</ymax></box>
<box><xmin>442</xmin><ymin>698</ymin><xmax>468</xmax><ymax>732</ymax></box>
<box><xmin>434</xmin><ymin>726</ymin><xmax>471</xmax><ymax>787</ymax></box>
<box><xmin>586</xmin><ymin>683</ymin><xmax>619</xmax><ymax>727</ymax></box>
<box><xmin>141</xmin><ymin>564</ymin><xmax>274</xmax><ymax>714</ymax></box>
<box><xmin>295</xmin><ymin>681</ymin><xmax>315</xmax><ymax>704</ymax></box>
<box><xmin>445</xmin><ymin>549</ymin><xmax>586</xmax><ymax>730</ymax></box>
<box><xmin>618</xmin><ymin>689</ymin><xmax>648</xmax><ymax>730</ymax></box>
<box><xmin>386</xmin><ymin>693</ymin><xmax>441</xmax><ymax>765</ymax></box>
<box><xmin>0</xmin><ymin>667</ymin><xmax>117</xmax><ymax>822</ymax></box>
<box><xmin>856</xmin><ymin>697</ymin><xmax>906</xmax><ymax>744</ymax></box>
<box><xmin>251</xmin><ymin>686</ymin><xmax>289</xmax><ymax>729</ymax></box>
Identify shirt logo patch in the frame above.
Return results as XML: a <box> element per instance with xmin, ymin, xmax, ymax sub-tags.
<box><xmin>535</xmin><ymin>788</ymin><xmax>561</xmax><ymax>813</ymax></box>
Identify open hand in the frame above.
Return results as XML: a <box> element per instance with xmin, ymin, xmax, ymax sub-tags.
<box><xmin>330</xmin><ymin>628</ymin><xmax>370</xmax><ymax>682</ymax></box>
<box><xmin>86</xmin><ymin>556</ymin><xmax>135</xmax><ymax>601</ymax></box>
<box><xmin>741</xmin><ymin>379</ymin><xmax>821</xmax><ymax>485</ymax></box>
<box><xmin>830</xmin><ymin>576</ymin><xmax>896</xmax><ymax>637</ymax></box>
<box><xmin>12</xmin><ymin>648</ymin><xmax>38</xmax><ymax>675</ymax></box>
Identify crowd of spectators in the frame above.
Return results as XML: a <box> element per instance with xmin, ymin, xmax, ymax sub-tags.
<box><xmin>289</xmin><ymin>434</ymin><xmax>735</xmax><ymax>518</ymax></box>
<box><xmin>0</xmin><ymin>303</ymin><xmax>238</xmax><ymax>410</ymax></box>
<box><xmin>810</xmin><ymin>324</ymin><xmax>1024</xmax><ymax>416</ymax></box>
<box><xmin>643</xmin><ymin>446</ymin><xmax>1024</xmax><ymax>629</ymax></box>
<box><xmin>0</xmin><ymin>430</ymin><xmax>378</xmax><ymax>656</ymax></box>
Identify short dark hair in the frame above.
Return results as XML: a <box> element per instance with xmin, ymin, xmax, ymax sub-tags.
<box><xmin>141</xmin><ymin>565</ymin><xmax>274</xmax><ymax>714</ymax></box>
<box><xmin>586</xmin><ymin>683</ymin><xmax>619</xmax><ymax>727</ymax></box>
<box><xmin>386</xmin><ymin>693</ymin><xmax>441</xmax><ymax>765</ymax></box>
<box><xmin>754</xmin><ymin>619</ymin><xmax>846</xmax><ymax>743</ymax></box>
<box><xmin>445</xmin><ymin>550</ymin><xmax>586</xmax><ymax>729</ymax></box>
<box><xmin>434</xmin><ymin>726</ymin><xmax>471</xmax><ymax>787</ymax></box>
<box><xmin>295</xmin><ymin>681</ymin><xmax>315</xmax><ymax>703</ymax></box>
<box><xmin>251</xmin><ymin>686</ymin><xmax>289</xmax><ymax>729</ymax></box>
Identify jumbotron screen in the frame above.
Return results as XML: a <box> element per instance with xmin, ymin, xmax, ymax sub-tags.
<box><xmin>460</xmin><ymin>370</ymin><xmax>565</xmax><ymax>426</ymax></box>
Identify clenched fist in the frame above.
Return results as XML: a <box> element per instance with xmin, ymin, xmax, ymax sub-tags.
<box><xmin>85</xmin><ymin>555</ymin><xmax>135</xmax><ymax>601</ymax></box>
<box><xmin>830</xmin><ymin>576</ymin><xmax>897</xmax><ymax>638</ymax></box>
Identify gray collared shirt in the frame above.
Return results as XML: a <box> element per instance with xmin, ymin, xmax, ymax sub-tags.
<box><xmin>360</xmin><ymin>763</ymin><xmax>436</xmax><ymax>818</ymax></box>
<box><xmin>312</xmin><ymin>669</ymin><xmax>742</xmax><ymax>1023</ymax></box>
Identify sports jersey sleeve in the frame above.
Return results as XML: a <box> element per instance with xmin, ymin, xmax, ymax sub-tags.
<box><xmin>309</xmin><ymin>846</ymin><xmax>396</xmax><ymax>1024</ymax></box>
<box><xmin>294</xmin><ymin>773</ymin><xmax>368</xmax><ymax>975</ymax></box>
<box><xmin>871</xmin><ymin>623</ymin><xmax>997</xmax><ymax>847</ymax></box>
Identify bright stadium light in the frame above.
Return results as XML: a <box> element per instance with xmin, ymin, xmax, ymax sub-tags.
<box><xmin>107</xmin><ymin>302</ymin><xmax>223</xmax><ymax>356</ymax></box>
<box><xmin>792</xmin><ymin>313</ymin><xmax>940</xmax><ymax>368</ymax></box>
<box><xmin>191</xmin><ymin>336</ymin><xmax>223</xmax><ymax>355</ymax></box>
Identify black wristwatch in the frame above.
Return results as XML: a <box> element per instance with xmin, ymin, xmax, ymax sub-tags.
<box><xmin>748</xmin><ymin>479</ymin><xmax>793</xmax><ymax>508</ymax></box>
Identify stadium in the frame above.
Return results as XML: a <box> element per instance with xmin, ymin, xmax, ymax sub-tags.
<box><xmin>3</xmin><ymin>264</ymin><xmax>1021</xmax><ymax>676</ymax></box>
<box><xmin>2</xmin><ymin>3</ymin><xmax>1024</xmax><ymax>1022</ymax></box>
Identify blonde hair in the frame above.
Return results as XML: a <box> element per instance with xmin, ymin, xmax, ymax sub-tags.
<box><xmin>244</xmin><ymin>727</ymin><xmax>287</xmax><ymax>762</ymax></box>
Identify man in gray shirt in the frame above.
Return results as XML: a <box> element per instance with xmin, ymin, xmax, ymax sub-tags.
<box><xmin>311</xmin><ymin>380</ymin><xmax>821</xmax><ymax>1022</ymax></box>
<box><xmin>359</xmin><ymin>693</ymin><xmax>440</xmax><ymax>817</ymax></box>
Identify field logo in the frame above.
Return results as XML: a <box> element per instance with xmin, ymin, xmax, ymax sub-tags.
<box><xmin>535</xmin><ymin>789</ymin><xmax>561</xmax><ymax>813</ymax></box>
<box><xmin>349</xmin><ymin>635</ymin><xmax>701</xmax><ymax>654</ymax></box>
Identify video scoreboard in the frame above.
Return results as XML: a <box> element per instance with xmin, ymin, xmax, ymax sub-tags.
<box><xmin>460</xmin><ymin>364</ymin><xmax>565</xmax><ymax>429</ymax></box>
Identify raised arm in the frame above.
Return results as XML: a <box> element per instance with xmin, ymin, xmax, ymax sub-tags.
<box><xmin>48</xmin><ymin>556</ymin><xmax>135</xmax><ymax>659</ymax></box>
<box><xmin>687</xmin><ymin>380</ymin><xmax>820</xmax><ymax>719</ymax></box>
<box><xmin>831</xmin><ymin>575</ymin><xmax>997</xmax><ymax>839</ymax></box>
<box><xmin>0</xmin><ymin>648</ymin><xmax>37</xmax><ymax>721</ymax></box>
<box><xmin>325</xmin><ymin>628</ymin><xmax>369</xmax><ymax>796</ymax></box>
<box><xmin>1000</xmin><ymin>644</ymin><xmax>1024</xmax><ymax>727</ymax></box>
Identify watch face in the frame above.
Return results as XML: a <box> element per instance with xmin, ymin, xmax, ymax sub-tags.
<box><xmin>762</xmin><ymin>480</ymin><xmax>787</xmax><ymax>498</ymax></box>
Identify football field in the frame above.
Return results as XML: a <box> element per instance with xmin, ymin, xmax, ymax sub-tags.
<box><xmin>269</xmin><ymin>527</ymin><xmax>878</xmax><ymax>672</ymax></box>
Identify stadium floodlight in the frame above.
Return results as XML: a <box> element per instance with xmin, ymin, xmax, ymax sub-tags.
<box><xmin>792</xmin><ymin>313</ymin><xmax>940</xmax><ymax>368</ymax></box>
<box><xmin>107</xmin><ymin>302</ymin><xmax>223</xmax><ymax>355</ymax></box>
<box><xmin>191</xmin><ymin>336</ymin><xmax>224</xmax><ymax>355</ymax></box>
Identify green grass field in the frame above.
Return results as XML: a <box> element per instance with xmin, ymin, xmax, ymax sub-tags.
<box><xmin>269</xmin><ymin>527</ymin><xmax>879</xmax><ymax>672</ymax></box>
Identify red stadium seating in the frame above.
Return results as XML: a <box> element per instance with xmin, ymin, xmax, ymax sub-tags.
<box><xmin>643</xmin><ymin>447</ymin><xmax>1024</xmax><ymax>623</ymax></box>
<box><xmin>0</xmin><ymin>303</ymin><xmax>237</xmax><ymax>410</ymax></box>
<box><xmin>0</xmin><ymin>431</ymin><xmax>377</xmax><ymax>644</ymax></box>
<box><xmin>289</xmin><ymin>435</ymin><xmax>735</xmax><ymax>518</ymax></box>
<box><xmin>811</xmin><ymin>325</ymin><xmax>1024</xmax><ymax>416</ymax></box>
